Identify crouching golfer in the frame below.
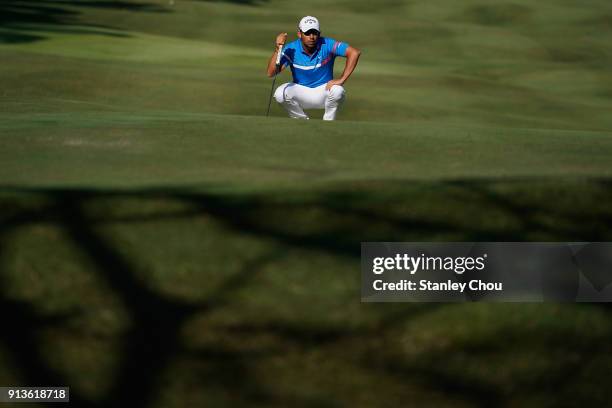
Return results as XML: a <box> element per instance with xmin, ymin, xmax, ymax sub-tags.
<box><xmin>267</xmin><ymin>16</ymin><xmax>361</xmax><ymax>120</ymax></box>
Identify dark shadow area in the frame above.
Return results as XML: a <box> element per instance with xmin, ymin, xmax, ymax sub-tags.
<box><xmin>0</xmin><ymin>0</ymin><xmax>169</xmax><ymax>44</ymax></box>
<box><xmin>0</xmin><ymin>216</ymin><xmax>99</xmax><ymax>406</ymax></box>
<box><xmin>0</xmin><ymin>298</ymin><xmax>95</xmax><ymax>406</ymax></box>
<box><xmin>199</xmin><ymin>0</ymin><xmax>269</xmax><ymax>5</ymax></box>
<box><xmin>1</xmin><ymin>178</ymin><xmax>612</xmax><ymax>406</ymax></box>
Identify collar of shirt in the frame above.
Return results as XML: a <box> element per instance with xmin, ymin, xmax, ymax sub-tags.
<box><xmin>300</xmin><ymin>39</ymin><xmax>322</xmax><ymax>59</ymax></box>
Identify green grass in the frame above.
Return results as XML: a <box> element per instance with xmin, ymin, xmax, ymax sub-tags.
<box><xmin>2</xmin><ymin>111</ymin><xmax>612</xmax><ymax>189</ymax></box>
<box><xmin>2</xmin><ymin>0</ymin><xmax>612</xmax><ymax>128</ymax></box>
<box><xmin>1</xmin><ymin>0</ymin><xmax>612</xmax><ymax>406</ymax></box>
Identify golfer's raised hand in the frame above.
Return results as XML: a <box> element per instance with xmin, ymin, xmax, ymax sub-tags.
<box><xmin>275</xmin><ymin>32</ymin><xmax>287</xmax><ymax>47</ymax></box>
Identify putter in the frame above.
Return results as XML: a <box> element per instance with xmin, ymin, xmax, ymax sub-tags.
<box><xmin>266</xmin><ymin>44</ymin><xmax>283</xmax><ymax>117</ymax></box>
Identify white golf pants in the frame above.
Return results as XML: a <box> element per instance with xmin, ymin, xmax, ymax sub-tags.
<box><xmin>274</xmin><ymin>82</ymin><xmax>346</xmax><ymax>121</ymax></box>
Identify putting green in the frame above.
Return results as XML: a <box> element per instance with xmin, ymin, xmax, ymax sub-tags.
<box><xmin>1</xmin><ymin>1</ymin><xmax>612</xmax><ymax>406</ymax></box>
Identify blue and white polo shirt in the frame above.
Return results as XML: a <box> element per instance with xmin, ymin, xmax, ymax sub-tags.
<box><xmin>280</xmin><ymin>37</ymin><xmax>349</xmax><ymax>88</ymax></box>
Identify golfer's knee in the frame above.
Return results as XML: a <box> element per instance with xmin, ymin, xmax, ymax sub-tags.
<box><xmin>274</xmin><ymin>83</ymin><xmax>291</xmax><ymax>104</ymax></box>
<box><xmin>328</xmin><ymin>85</ymin><xmax>346</xmax><ymax>102</ymax></box>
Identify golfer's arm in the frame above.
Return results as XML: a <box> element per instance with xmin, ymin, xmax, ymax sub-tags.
<box><xmin>266</xmin><ymin>49</ymin><xmax>284</xmax><ymax>77</ymax></box>
<box><xmin>338</xmin><ymin>46</ymin><xmax>361</xmax><ymax>84</ymax></box>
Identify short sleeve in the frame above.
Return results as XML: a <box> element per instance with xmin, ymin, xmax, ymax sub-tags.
<box><xmin>279</xmin><ymin>45</ymin><xmax>293</xmax><ymax>67</ymax></box>
<box><xmin>280</xmin><ymin>55</ymin><xmax>289</xmax><ymax>68</ymax></box>
<box><xmin>279</xmin><ymin>47</ymin><xmax>288</xmax><ymax>67</ymax></box>
<box><xmin>327</xmin><ymin>38</ymin><xmax>349</xmax><ymax>57</ymax></box>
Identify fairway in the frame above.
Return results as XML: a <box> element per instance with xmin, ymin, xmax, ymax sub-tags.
<box><xmin>1</xmin><ymin>0</ymin><xmax>612</xmax><ymax>406</ymax></box>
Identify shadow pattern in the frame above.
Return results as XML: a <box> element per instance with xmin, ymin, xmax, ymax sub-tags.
<box><xmin>0</xmin><ymin>0</ymin><xmax>169</xmax><ymax>44</ymax></box>
<box><xmin>199</xmin><ymin>0</ymin><xmax>269</xmax><ymax>5</ymax></box>
<box><xmin>1</xmin><ymin>179</ymin><xmax>612</xmax><ymax>406</ymax></box>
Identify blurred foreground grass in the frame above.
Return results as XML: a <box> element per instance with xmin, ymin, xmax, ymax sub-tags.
<box><xmin>2</xmin><ymin>178</ymin><xmax>612</xmax><ymax>406</ymax></box>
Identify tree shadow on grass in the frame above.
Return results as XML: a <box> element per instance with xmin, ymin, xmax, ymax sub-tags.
<box><xmin>1</xmin><ymin>178</ymin><xmax>612</xmax><ymax>406</ymax></box>
<box><xmin>198</xmin><ymin>0</ymin><xmax>269</xmax><ymax>6</ymax></box>
<box><xmin>0</xmin><ymin>0</ymin><xmax>169</xmax><ymax>44</ymax></box>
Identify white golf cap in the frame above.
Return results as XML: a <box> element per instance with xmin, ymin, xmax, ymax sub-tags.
<box><xmin>298</xmin><ymin>16</ymin><xmax>320</xmax><ymax>33</ymax></box>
